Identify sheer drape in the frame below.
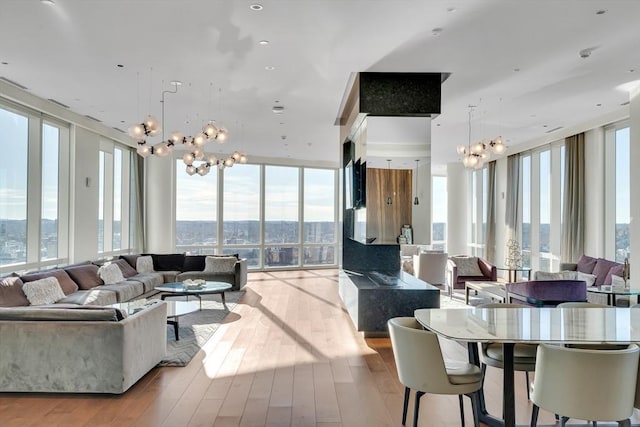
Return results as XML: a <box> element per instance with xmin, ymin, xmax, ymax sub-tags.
<box><xmin>485</xmin><ymin>161</ymin><xmax>497</xmax><ymax>263</ymax></box>
<box><xmin>561</xmin><ymin>133</ymin><xmax>585</xmax><ymax>262</ymax></box>
<box><xmin>505</xmin><ymin>153</ymin><xmax>521</xmax><ymax>244</ymax></box>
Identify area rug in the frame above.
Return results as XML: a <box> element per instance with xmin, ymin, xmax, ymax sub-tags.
<box><xmin>156</xmin><ymin>291</ymin><xmax>244</xmax><ymax>367</ymax></box>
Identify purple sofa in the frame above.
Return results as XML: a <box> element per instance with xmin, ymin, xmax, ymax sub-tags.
<box><xmin>506</xmin><ymin>280</ymin><xmax>587</xmax><ymax>307</ymax></box>
<box><xmin>560</xmin><ymin>255</ymin><xmax>625</xmax><ymax>286</ymax></box>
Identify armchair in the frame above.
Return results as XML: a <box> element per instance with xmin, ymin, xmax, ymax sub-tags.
<box><xmin>446</xmin><ymin>256</ymin><xmax>497</xmax><ymax>295</ymax></box>
<box><xmin>412</xmin><ymin>252</ymin><xmax>448</xmax><ymax>286</ymax></box>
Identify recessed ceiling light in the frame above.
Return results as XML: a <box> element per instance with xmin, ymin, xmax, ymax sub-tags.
<box><xmin>116</xmin><ymin>64</ymin><xmax>124</xmax><ymax>68</ymax></box>
<box><xmin>596</xmin><ymin>103</ymin><xmax>602</xmax><ymax>107</ymax></box>
<box><xmin>514</xmin><ymin>68</ymin><xmax>521</xmax><ymax>72</ymax></box>
<box><xmin>40</xmin><ymin>0</ymin><xmax>55</xmax><ymax>5</ymax></box>
<box><xmin>432</xmin><ymin>28</ymin><xmax>443</xmax><ymax>36</ymax></box>
<box><xmin>258</xmin><ymin>40</ymin><xmax>269</xmax><ymax>45</ymax></box>
<box><xmin>596</xmin><ymin>9</ymin><xmax>607</xmax><ymax>15</ymax></box>
<box><xmin>1</xmin><ymin>62</ymin><xmax>7</xmax><ymax>65</ymax></box>
<box><xmin>629</xmin><ymin>69</ymin><xmax>636</xmax><ymax>73</ymax></box>
<box><xmin>447</xmin><ymin>7</ymin><xmax>456</xmax><ymax>12</ymax></box>
<box><xmin>265</xmin><ymin>65</ymin><xmax>275</xmax><ymax>70</ymax></box>
<box><xmin>250</xmin><ymin>4</ymin><xmax>263</xmax><ymax>11</ymax></box>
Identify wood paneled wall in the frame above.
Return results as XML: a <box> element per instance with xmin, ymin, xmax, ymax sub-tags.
<box><xmin>366</xmin><ymin>168</ymin><xmax>412</xmax><ymax>243</ymax></box>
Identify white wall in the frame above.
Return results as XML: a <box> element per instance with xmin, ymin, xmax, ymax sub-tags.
<box><xmin>494</xmin><ymin>157</ymin><xmax>508</xmax><ymax>266</ymax></box>
<box><xmin>70</xmin><ymin>126</ymin><xmax>100</xmax><ymax>262</ymax></box>
<box><xmin>630</xmin><ymin>87</ymin><xmax>640</xmax><ymax>277</ymax></box>
<box><xmin>412</xmin><ymin>162</ymin><xmax>431</xmax><ymax>244</ymax></box>
<box><xmin>446</xmin><ymin>162</ymin><xmax>467</xmax><ymax>255</ymax></box>
<box><xmin>145</xmin><ymin>156</ymin><xmax>176</xmax><ymax>253</ymax></box>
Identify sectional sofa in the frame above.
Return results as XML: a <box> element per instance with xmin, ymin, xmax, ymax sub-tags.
<box><xmin>0</xmin><ymin>252</ymin><xmax>247</xmax><ymax>394</ymax></box>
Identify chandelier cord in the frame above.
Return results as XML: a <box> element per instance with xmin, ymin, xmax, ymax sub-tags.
<box><xmin>160</xmin><ymin>82</ymin><xmax>179</xmax><ymax>142</ymax></box>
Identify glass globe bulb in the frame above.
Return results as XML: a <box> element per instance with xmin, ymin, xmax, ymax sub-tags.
<box><xmin>186</xmin><ymin>165</ymin><xmax>197</xmax><ymax>176</ymax></box>
<box><xmin>203</xmin><ymin>123</ymin><xmax>218</xmax><ymax>138</ymax></box>
<box><xmin>468</xmin><ymin>155</ymin><xmax>479</xmax><ymax>167</ymax></box>
<box><xmin>480</xmin><ymin>151</ymin><xmax>489</xmax><ymax>160</ymax></box>
<box><xmin>239</xmin><ymin>154</ymin><xmax>248</xmax><ymax>164</ymax></box>
<box><xmin>471</xmin><ymin>142</ymin><xmax>484</xmax><ymax>155</ymax></box>
<box><xmin>136</xmin><ymin>143</ymin><xmax>151</xmax><ymax>157</ymax></box>
<box><xmin>206</xmin><ymin>154</ymin><xmax>217</xmax><ymax>165</ymax></box>
<box><xmin>183</xmin><ymin>152</ymin><xmax>195</xmax><ymax>165</ymax></box>
<box><xmin>224</xmin><ymin>157</ymin><xmax>234</xmax><ymax>167</ymax></box>
<box><xmin>456</xmin><ymin>145</ymin><xmax>467</xmax><ymax>155</ymax></box>
<box><xmin>194</xmin><ymin>132</ymin><xmax>207</xmax><ymax>147</ymax></box>
<box><xmin>153</xmin><ymin>143</ymin><xmax>169</xmax><ymax>157</ymax></box>
<box><xmin>493</xmin><ymin>142</ymin><xmax>505</xmax><ymax>154</ymax></box>
<box><xmin>194</xmin><ymin>149</ymin><xmax>204</xmax><ymax>160</ymax></box>
<box><xmin>197</xmin><ymin>164</ymin><xmax>209</xmax><ymax>176</ymax></box>
<box><xmin>145</xmin><ymin>115</ymin><xmax>159</xmax><ymax>131</ymax></box>
<box><xmin>232</xmin><ymin>151</ymin><xmax>241</xmax><ymax>161</ymax></box>
<box><xmin>128</xmin><ymin>123</ymin><xmax>146</xmax><ymax>140</ymax></box>
<box><xmin>216</xmin><ymin>128</ymin><xmax>228</xmax><ymax>142</ymax></box>
<box><xmin>170</xmin><ymin>131</ymin><xmax>184</xmax><ymax>144</ymax></box>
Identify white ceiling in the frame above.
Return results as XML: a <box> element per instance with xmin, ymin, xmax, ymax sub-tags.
<box><xmin>2</xmin><ymin>0</ymin><xmax>640</xmax><ymax>172</ymax></box>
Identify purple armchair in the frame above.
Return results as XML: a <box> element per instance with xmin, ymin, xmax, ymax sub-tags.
<box><xmin>446</xmin><ymin>256</ymin><xmax>497</xmax><ymax>292</ymax></box>
<box><xmin>505</xmin><ymin>280</ymin><xmax>587</xmax><ymax>307</ymax></box>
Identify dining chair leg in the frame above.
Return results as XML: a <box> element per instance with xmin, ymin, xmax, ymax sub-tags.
<box><xmin>560</xmin><ymin>416</ymin><xmax>569</xmax><ymax>427</ymax></box>
<box><xmin>402</xmin><ymin>387</ymin><xmax>410</xmax><ymax>425</ymax></box>
<box><xmin>530</xmin><ymin>404</ymin><xmax>539</xmax><ymax>427</ymax></box>
<box><xmin>525</xmin><ymin>371</ymin><xmax>531</xmax><ymax>400</ymax></box>
<box><xmin>469</xmin><ymin>392</ymin><xmax>480</xmax><ymax>427</ymax></box>
<box><xmin>618</xmin><ymin>419</ymin><xmax>631</xmax><ymax>427</ymax></box>
<box><xmin>458</xmin><ymin>394</ymin><xmax>465</xmax><ymax>427</ymax></box>
<box><xmin>413</xmin><ymin>391</ymin><xmax>425</xmax><ymax>427</ymax></box>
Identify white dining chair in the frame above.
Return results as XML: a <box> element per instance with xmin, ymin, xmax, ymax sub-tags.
<box><xmin>388</xmin><ymin>317</ymin><xmax>482</xmax><ymax>427</ymax></box>
<box><xmin>531</xmin><ymin>343</ymin><xmax>639</xmax><ymax>427</ymax></box>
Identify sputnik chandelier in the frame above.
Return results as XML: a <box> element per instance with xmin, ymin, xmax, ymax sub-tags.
<box><xmin>456</xmin><ymin>106</ymin><xmax>506</xmax><ymax>169</ymax></box>
<box><xmin>128</xmin><ymin>81</ymin><xmax>247</xmax><ymax>176</ymax></box>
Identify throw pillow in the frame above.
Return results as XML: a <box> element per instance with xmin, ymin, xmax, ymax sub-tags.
<box><xmin>136</xmin><ymin>255</ymin><xmax>154</xmax><ymax>274</ymax></box>
<box><xmin>451</xmin><ymin>256</ymin><xmax>483</xmax><ymax>277</ymax></box>
<box><xmin>604</xmin><ymin>264</ymin><xmax>625</xmax><ymax>286</ymax></box>
<box><xmin>611</xmin><ymin>275</ymin><xmax>626</xmax><ymax>288</ymax></box>
<box><xmin>64</xmin><ymin>263</ymin><xmax>104</xmax><ymax>290</ymax></box>
<box><xmin>22</xmin><ymin>277</ymin><xmax>66</xmax><ymax>305</ymax></box>
<box><xmin>204</xmin><ymin>256</ymin><xmax>237</xmax><ymax>274</ymax></box>
<box><xmin>592</xmin><ymin>258</ymin><xmax>619</xmax><ymax>286</ymax></box>
<box><xmin>113</xmin><ymin>258</ymin><xmax>138</xmax><ymax>278</ymax></box>
<box><xmin>576</xmin><ymin>255</ymin><xmax>598</xmax><ymax>274</ymax></box>
<box><xmin>98</xmin><ymin>263</ymin><xmax>125</xmax><ymax>285</ymax></box>
<box><xmin>576</xmin><ymin>271</ymin><xmax>597</xmax><ymax>287</ymax></box>
<box><xmin>20</xmin><ymin>269</ymin><xmax>79</xmax><ymax>295</ymax></box>
<box><xmin>0</xmin><ymin>276</ymin><xmax>29</xmax><ymax>307</ymax></box>
<box><xmin>535</xmin><ymin>271</ymin><xmax>577</xmax><ymax>281</ymax></box>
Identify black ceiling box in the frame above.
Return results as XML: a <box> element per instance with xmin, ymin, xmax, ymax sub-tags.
<box><xmin>359</xmin><ymin>72</ymin><xmax>442</xmax><ymax>117</ymax></box>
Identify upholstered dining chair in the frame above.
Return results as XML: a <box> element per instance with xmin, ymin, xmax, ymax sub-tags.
<box><xmin>388</xmin><ymin>317</ymin><xmax>482</xmax><ymax>427</ymax></box>
<box><xmin>477</xmin><ymin>303</ymin><xmax>537</xmax><ymax>400</ymax></box>
<box><xmin>531</xmin><ymin>343</ymin><xmax>639</xmax><ymax>427</ymax></box>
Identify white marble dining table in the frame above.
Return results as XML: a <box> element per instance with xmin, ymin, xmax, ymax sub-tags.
<box><xmin>414</xmin><ymin>306</ymin><xmax>640</xmax><ymax>427</ymax></box>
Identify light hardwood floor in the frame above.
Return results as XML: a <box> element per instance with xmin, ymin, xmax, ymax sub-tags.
<box><xmin>0</xmin><ymin>269</ymin><xmax>637</xmax><ymax>426</ymax></box>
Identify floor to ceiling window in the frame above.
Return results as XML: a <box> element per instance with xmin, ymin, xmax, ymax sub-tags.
<box><xmin>431</xmin><ymin>175</ymin><xmax>447</xmax><ymax>251</ymax></box>
<box><xmin>175</xmin><ymin>163</ymin><xmax>338</xmax><ymax>269</ymax></box>
<box><xmin>98</xmin><ymin>140</ymin><xmax>133</xmax><ymax>257</ymax></box>
<box><xmin>605</xmin><ymin>123</ymin><xmax>631</xmax><ymax>262</ymax></box>
<box><xmin>538</xmin><ymin>150</ymin><xmax>551</xmax><ymax>271</ymax></box>
<box><xmin>468</xmin><ymin>167</ymin><xmax>486</xmax><ymax>257</ymax></box>
<box><xmin>0</xmin><ymin>102</ymin><xmax>69</xmax><ymax>272</ymax></box>
<box><xmin>521</xmin><ymin>155</ymin><xmax>532</xmax><ymax>268</ymax></box>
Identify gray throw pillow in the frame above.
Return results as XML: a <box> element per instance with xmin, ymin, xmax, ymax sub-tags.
<box><xmin>204</xmin><ymin>256</ymin><xmax>237</xmax><ymax>273</ymax></box>
<box><xmin>451</xmin><ymin>256</ymin><xmax>482</xmax><ymax>276</ymax></box>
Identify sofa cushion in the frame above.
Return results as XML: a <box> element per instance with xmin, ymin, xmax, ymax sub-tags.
<box><xmin>112</xmin><ymin>259</ymin><xmax>138</xmax><ymax>278</ymax></box>
<box><xmin>58</xmin><ymin>289</ymin><xmax>118</xmax><ymax>306</ymax></box>
<box><xmin>136</xmin><ymin>256</ymin><xmax>155</xmax><ymax>273</ymax></box>
<box><xmin>151</xmin><ymin>253</ymin><xmax>185</xmax><ymax>271</ymax></box>
<box><xmin>592</xmin><ymin>258</ymin><xmax>620</xmax><ymax>286</ymax></box>
<box><xmin>535</xmin><ymin>271</ymin><xmax>577</xmax><ymax>281</ymax></box>
<box><xmin>451</xmin><ymin>256</ymin><xmax>483</xmax><ymax>276</ymax></box>
<box><xmin>129</xmin><ymin>273</ymin><xmax>165</xmax><ymax>293</ymax></box>
<box><xmin>604</xmin><ymin>264</ymin><xmax>625</xmax><ymax>286</ymax></box>
<box><xmin>183</xmin><ymin>255</ymin><xmax>206</xmax><ymax>272</ymax></box>
<box><xmin>120</xmin><ymin>254</ymin><xmax>140</xmax><ymax>269</ymax></box>
<box><xmin>99</xmin><ymin>281</ymin><xmax>145</xmax><ymax>302</ymax></box>
<box><xmin>0</xmin><ymin>305</ymin><xmax>123</xmax><ymax>321</ymax></box>
<box><xmin>576</xmin><ymin>255</ymin><xmax>598</xmax><ymax>274</ymax></box>
<box><xmin>20</xmin><ymin>269</ymin><xmax>79</xmax><ymax>295</ymax></box>
<box><xmin>0</xmin><ymin>276</ymin><xmax>29</xmax><ymax>307</ymax></box>
<box><xmin>204</xmin><ymin>256</ymin><xmax>237</xmax><ymax>273</ymax></box>
<box><xmin>576</xmin><ymin>271</ymin><xmax>597</xmax><ymax>287</ymax></box>
<box><xmin>64</xmin><ymin>263</ymin><xmax>104</xmax><ymax>290</ymax></box>
<box><xmin>22</xmin><ymin>277</ymin><xmax>66</xmax><ymax>305</ymax></box>
<box><xmin>98</xmin><ymin>263</ymin><xmax>125</xmax><ymax>285</ymax></box>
